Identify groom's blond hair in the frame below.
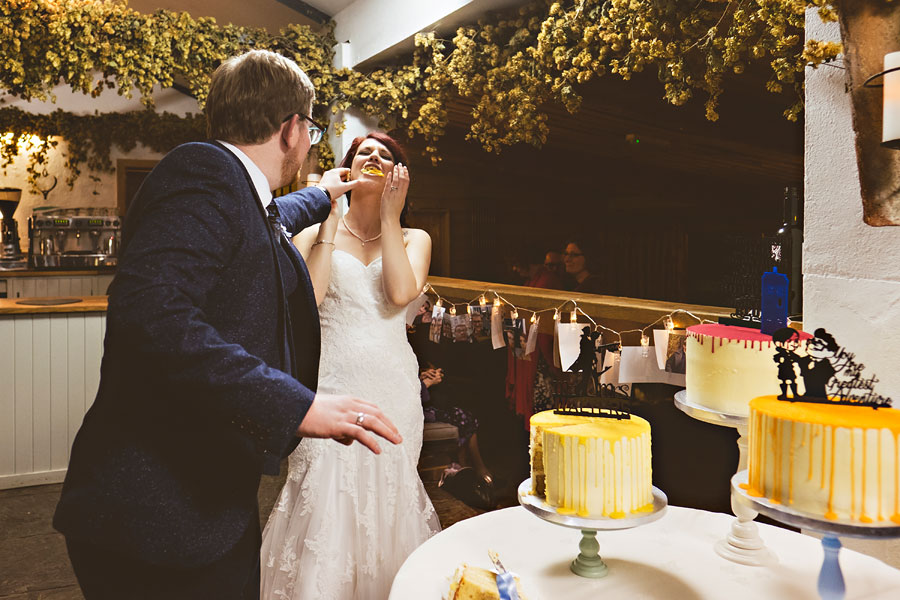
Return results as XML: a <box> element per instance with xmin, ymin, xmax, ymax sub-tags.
<box><xmin>205</xmin><ymin>50</ymin><xmax>315</xmax><ymax>145</ymax></box>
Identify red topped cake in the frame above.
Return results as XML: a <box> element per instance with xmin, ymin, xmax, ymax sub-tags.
<box><xmin>685</xmin><ymin>324</ymin><xmax>811</xmax><ymax>417</ymax></box>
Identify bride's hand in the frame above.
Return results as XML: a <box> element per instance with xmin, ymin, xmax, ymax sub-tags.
<box><xmin>380</xmin><ymin>164</ymin><xmax>409</xmax><ymax>225</ymax></box>
<box><xmin>297</xmin><ymin>393</ymin><xmax>402</xmax><ymax>454</ymax></box>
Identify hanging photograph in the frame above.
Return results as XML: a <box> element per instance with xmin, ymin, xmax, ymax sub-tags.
<box><xmin>451</xmin><ymin>313</ymin><xmax>474</xmax><ymax>343</ymax></box>
<box><xmin>665</xmin><ymin>330</ymin><xmax>687</xmax><ymax>375</ymax></box>
<box><xmin>556</xmin><ymin>322</ymin><xmax>585</xmax><ymax>372</ymax></box>
<box><xmin>429</xmin><ymin>305</ymin><xmax>446</xmax><ymax>344</ymax></box>
<box><xmin>524</xmin><ymin>315</ymin><xmax>541</xmax><ymax>356</ymax></box>
<box><xmin>502</xmin><ymin>317</ymin><xmax>527</xmax><ymax>357</ymax></box>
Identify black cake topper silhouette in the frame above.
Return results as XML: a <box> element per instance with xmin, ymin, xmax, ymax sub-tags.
<box><xmin>772</xmin><ymin>327</ymin><xmax>892</xmax><ymax>408</ymax></box>
<box><xmin>552</xmin><ymin>326</ymin><xmax>630</xmax><ymax>419</ymax></box>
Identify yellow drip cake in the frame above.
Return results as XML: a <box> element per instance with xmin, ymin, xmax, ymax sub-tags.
<box><xmin>529</xmin><ymin>410</ymin><xmax>653</xmax><ymax>519</ymax></box>
<box><xmin>529</xmin><ymin>410</ymin><xmax>597</xmax><ymax>496</ymax></box>
<box><xmin>747</xmin><ymin>396</ymin><xmax>900</xmax><ymax>524</ymax></box>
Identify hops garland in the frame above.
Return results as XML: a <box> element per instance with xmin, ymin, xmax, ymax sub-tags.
<box><xmin>0</xmin><ymin>0</ymin><xmax>861</xmax><ymax>183</ymax></box>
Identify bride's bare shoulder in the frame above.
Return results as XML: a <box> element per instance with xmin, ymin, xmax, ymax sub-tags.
<box><xmin>401</xmin><ymin>227</ymin><xmax>431</xmax><ymax>245</ymax></box>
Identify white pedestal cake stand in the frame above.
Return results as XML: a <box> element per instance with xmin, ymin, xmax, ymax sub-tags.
<box><xmin>673</xmin><ymin>389</ymin><xmax>776</xmax><ymax>566</ymax></box>
<box><xmin>731</xmin><ymin>471</ymin><xmax>900</xmax><ymax>600</ymax></box>
<box><xmin>517</xmin><ymin>478</ymin><xmax>667</xmax><ymax>578</ymax></box>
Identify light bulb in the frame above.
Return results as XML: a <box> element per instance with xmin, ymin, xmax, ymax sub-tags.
<box><xmin>664</xmin><ymin>316</ymin><xmax>674</xmax><ymax>331</ymax></box>
<box><xmin>449</xmin><ymin>305</ymin><xmax>457</xmax><ymax>316</ymax></box>
<box><xmin>511</xmin><ymin>308</ymin><xmax>518</xmax><ymax>320</ymax></box>
<box><xmin>570</xmin><ymin>308</ymin><xmax>578</xmax><ymax>323</ymax></box>
<box><xmin>530</xmin><ymin>312</ymin><xmax>536</xmax><ymax>324</ymax></box>
<box><xmin>479</xmin><ymin>295</ymin><xmax>487</xmax><ymax>307</ymax></box>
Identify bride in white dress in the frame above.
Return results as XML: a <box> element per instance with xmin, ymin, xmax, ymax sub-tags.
<box><xmin>260</xmin><ymin>132</ymin><xmax>441</xmax><ymax>599</ymax></box>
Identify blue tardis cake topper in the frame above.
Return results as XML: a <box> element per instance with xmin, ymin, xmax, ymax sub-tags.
<box><xmin>552</xmin><ymin>326</ymin><xmax>630</xmax><ymax>419</ymax></box>
<box><xmin>760</xmin><ymin>267</ymin><xmax>789</xmax><ymax>335</ymax></box>
<box><xmin>772</xmin><ymin>327</ymin><xmax>892</xmax><ymax>408</ymax></box>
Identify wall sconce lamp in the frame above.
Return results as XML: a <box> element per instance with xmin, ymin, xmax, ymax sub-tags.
<box><xmin>863</xmin><ymin>51</ymin><xmax>900</xmax><ymax>149</ymax></box>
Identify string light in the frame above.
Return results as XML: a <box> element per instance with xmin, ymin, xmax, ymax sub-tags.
<box><xmin>420</xmin><ymin>286</ymin><xmax>714</xmax><ymax>348</ymax></box>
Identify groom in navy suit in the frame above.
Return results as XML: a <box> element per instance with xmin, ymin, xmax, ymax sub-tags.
<box><xmin>53</xmin><ymin>50</ymin><xmax>401</xmax><ymax>599</ymax></box>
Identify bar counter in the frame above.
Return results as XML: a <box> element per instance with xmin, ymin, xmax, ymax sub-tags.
<box><xmin>0</xmin><ymin>297</ymin><xmax>107</xmax><ymax>489</ymax></box>
<box><xmin>0</xmin><ymin>295</ymin><xmax>108</xmax><ymax>315</ymax></box>
<box><xmin>0</xmin><ymin>269</ymin><xmax>115</xmax><ymax>277</ymax></box>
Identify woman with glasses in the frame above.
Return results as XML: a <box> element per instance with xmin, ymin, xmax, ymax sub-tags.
<box><xmin>260</xmin><ymin>132</ymin><xmax>439</xmax><ymax>600</ymax></box>
<box><xmin>563</xmin><ymin>238</ymin><xmax>604</xmax><ymax>294</ymax></box>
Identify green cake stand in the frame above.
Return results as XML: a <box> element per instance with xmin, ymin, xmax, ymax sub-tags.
<box><xmin>517</xmin><ymin>478</ymin><xmax>668</xmax><ymax>578</ymax></box>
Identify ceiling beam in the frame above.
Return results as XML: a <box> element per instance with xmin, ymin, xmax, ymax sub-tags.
<box><xmin>274</xmin><ymin>0</ymin><xmax>331</xmax><ymax>24</ymax></box>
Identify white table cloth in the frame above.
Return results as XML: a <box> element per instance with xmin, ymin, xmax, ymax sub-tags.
<box><xmin>389</xmin><ymin>505</ymin><xmax>900</xmax><ymax>599</ymax></box>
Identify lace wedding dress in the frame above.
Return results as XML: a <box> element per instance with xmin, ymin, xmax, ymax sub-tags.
<box><xmin>260</xmin><ymin>250</ymin><xmax>440</xmax><ymax>600</ymax></box>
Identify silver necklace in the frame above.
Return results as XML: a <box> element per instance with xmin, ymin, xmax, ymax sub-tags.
<box><xmin>342</xmin><ymin>215</ymin><xmax>382</xmax><ymax>245</ymax></box>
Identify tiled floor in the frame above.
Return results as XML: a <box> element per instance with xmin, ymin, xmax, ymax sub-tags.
<box><xmin>0</xmin><ymin>469</ymin><xmax>486</xmax><ymax>599</ymax></box>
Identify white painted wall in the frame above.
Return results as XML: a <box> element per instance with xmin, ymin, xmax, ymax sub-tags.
<box><xmin>804</xmin><ymin>13</ymin><xmax>900</xmax><ymax>397</ymax></box>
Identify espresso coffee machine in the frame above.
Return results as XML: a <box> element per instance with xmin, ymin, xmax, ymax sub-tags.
<box><xmin>0</xmin><ymin>188</ymin><xmax>27</xmax><ymax>270</ymax></box>
<box><xmin>29</xmin><ymin>209</ymin><xmax>121</xmax><ymax>269</ymax></box>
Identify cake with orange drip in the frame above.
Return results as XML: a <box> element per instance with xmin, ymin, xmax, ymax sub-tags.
<box><xmin>747</xmin><ymin>396</ymin><xmax>900</xmax><ymax>524</ymax></box>
<box><xmin>541</xmin><ymin>414</ymin><xmax>653</xmax><ymax>519</ymax></box>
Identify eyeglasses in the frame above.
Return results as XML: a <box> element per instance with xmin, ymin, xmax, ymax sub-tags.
<box><xmin>282</xmin><ymin>113</ymin><xmax>325</xmax><ymax>145</ymax></box>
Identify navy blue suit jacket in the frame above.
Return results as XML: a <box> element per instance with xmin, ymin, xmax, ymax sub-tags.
<box><xmin>53</xmin><ymin>142</ymin><xmax>330</xmax><ymax>568</ymax></box>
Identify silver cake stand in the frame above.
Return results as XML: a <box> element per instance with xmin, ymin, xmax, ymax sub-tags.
<box><xmin>732</xmin><ymin>470</ymin><xmax>900</xmax><ymax>600</ymax></box>
<box><xmin>517</xmin><ymin>477</ymin><xmax>667</xmax><ymax>578</ymax></box>
<box><xmin>674</xmin><ymin>389</ymin><xmax>776</xmax><ymax>566</ymax></box>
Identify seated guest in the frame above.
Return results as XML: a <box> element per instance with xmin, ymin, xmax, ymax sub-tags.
<box><xmin>564</xmin><ymin>237</ymin><xmax>603</xmax><ymax>294</ymax></box>
<box><xmin>544</xmin><ymin>249</ymin><xmax>566</xmax><ymax>284</ymax></box>
<box><xmin>511</xmin><ymin>246</ymin><xmax>564</xmax><ymax>289</ymax></box>
<box><xmin>419</xmin><ymin>364</ymin><xmax>493</xmax><ymax>488</ymax></box>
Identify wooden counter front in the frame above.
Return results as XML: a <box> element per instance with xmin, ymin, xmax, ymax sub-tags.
<box><xmin>0</xmin><ymin>269</ymin><xmax>115</xmax><ymax>277</ymax></box>
<box><xmin>0</xmin><ymin>296</ymin><xmax>108</xmax><ymax>315</ymax></box>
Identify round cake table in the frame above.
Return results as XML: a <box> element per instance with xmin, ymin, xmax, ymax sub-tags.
<box><xmin>388</xmin><ymin>506</ymin><xmax>900</xmax><ymax>600</ymax></box>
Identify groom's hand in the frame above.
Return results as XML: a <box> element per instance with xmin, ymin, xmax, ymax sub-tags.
<box><xmin>298</xmin><ymin>393</ymin><xmax>402</xmax><ymax>454</ymax></box>
<box><xmin>318</xmin><ymin>167</ymin><xmax>361</xmax><ymax>202</ymax></box>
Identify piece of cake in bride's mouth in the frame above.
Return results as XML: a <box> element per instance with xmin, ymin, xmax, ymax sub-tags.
<box><xmin>447</xmin><ymin>564</ymin><xmax>529</xmax><ymax>600</ymax></box>
<box><xmin>361</xmin><ymin>166</ymin><xmax>384</xmax><ymax>177</ymax></box>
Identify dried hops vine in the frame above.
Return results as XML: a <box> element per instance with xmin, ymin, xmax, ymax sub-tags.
<box><xmin>0</xmin><ymin>0</ymin><xmax>422</xmax><ymax>190</ymax></box>
<box><xmin>0</xmin><ymin>0</ymin><xmax>869</xmax><ymax>183</ymax></box>
<box><xmin>408</xmin><ymin>0</ymin><xmax>849</xmax><ymax>161</ymax></box>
